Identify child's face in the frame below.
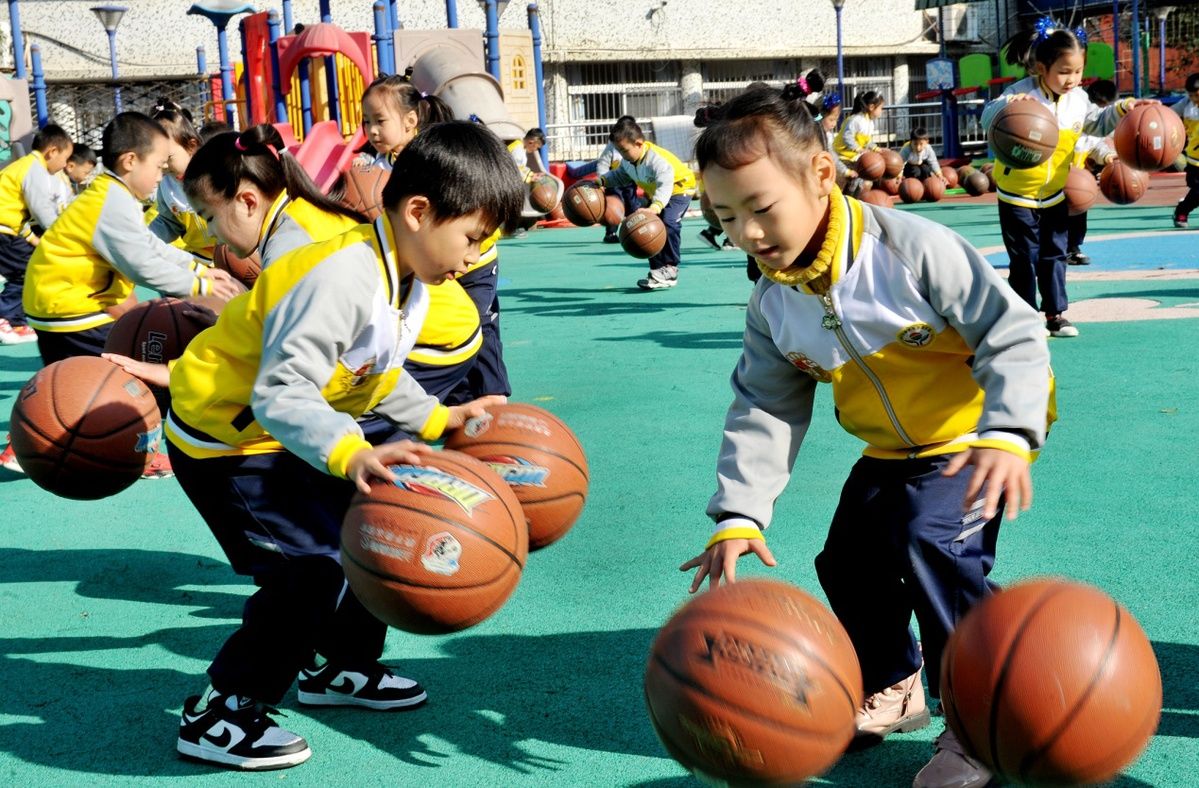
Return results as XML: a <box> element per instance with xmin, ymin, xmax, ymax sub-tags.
<box><xmin>912</xmin><ymin>138</ymin><xmax>928</xmax><ymax>153</ymax></box>
<box><xmin>704</xmin><ymin>148</ymin><xmax>837</xmax><ymax>272</ymax></box>
<box><xmin>64</xmin><ymin>160</ymin><xmax>95</xmax><ymax>185</ymax></box>
<box><xmin>43</xmin><ymin>144</ymin><xmax>72</xmax><ymax>175</ymax></box>
<box><xmin>165</xmin><ymin>139</ymin><xmax>194</xmax><ymax>179</ymax></box>
<box><xmin>869</xmin><ymin>102</ymin><xmax>885</xmax><ymax>119</ymax></box>
<box><xmin>821</xmin><ymin>106</ymin><xmax>841</xmax><ymax>132</ymax></box>
<box><xmin>191</xmin><ymin>180</ymin><xmax>269</xmax><ymax>258</ymax></box>
<box><xmin>362</xmin><ymin>93</ymin><xmax>418</xmax><ymax>156</ymax></box>
<box><xmin>394</xmin><ymin>200</ymin><xmax>493</xmax><ymax>285</ymax></box>
<box><xmin>523</xmin><ymin>138</ymin><xmax>543</xmax><ymax>153</ymax></box>
<box><xmin>119</xmin><ymin>136</ymin><xmax>169</xmax><ymax>201</ymax></box>
<box><xmin>1036</xmin><ymin>50</ymin><xmax>1085</xmax><ymax>95</ymax></box>
<box><xmin>613</xmin><ymin>138</ymin><xmax>645</xmax><ymax>162</ymax></box>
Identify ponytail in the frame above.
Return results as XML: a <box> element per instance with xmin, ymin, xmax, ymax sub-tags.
<box><xmin>362</xmin><ymin>73</ymin><xmax>455</xmax><ymax>128</ymax></box>
<box><xmin>851</xmin><ymin>90</ymin><xmax>883</xmax><ymax>115</ymax></box>
<box><xmin>183</xmin><ymin>124</ymin><xmax>365</xmax><ymax>223</ymax></box>
<box><xmin>1003</xmin><ymin>18</ymin><xmax>1087</xmax><ymax>71</ymax></box>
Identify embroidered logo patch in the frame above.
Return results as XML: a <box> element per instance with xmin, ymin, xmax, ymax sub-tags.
<box><xmin>897</xmin><ymin>323</ymin><xmax>934</xmax><ymax>348</ymax></box>
<box><xmin>785</xmin><ymin>352</ymin><xmax>832</xmax><ymax>382</ymax></box>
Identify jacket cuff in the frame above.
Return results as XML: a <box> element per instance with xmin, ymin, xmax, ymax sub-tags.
<box><xmin>327</xmin><ymin>433</ymin><xmax>374</xmax><ymax>479</ymax></box>
<box><xmin>418</xmin><ymin>404</ymin><xmax>450</xmax><ymax>442</ymax></box>
<box><xmin>706</xmin><ymin>518</ymin><xmax>764</xmax><ymax>549</ymax></box>
<box><xmin>972</xmin><ymin>431</ymin><xmax>1033</xmax><ymax>462</ymax></box>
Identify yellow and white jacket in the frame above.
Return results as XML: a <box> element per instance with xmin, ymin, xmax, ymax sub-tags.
<box><xmin>598</xmin><ymin>142</ymin><xmax>696</xmax><ymax>210</ymax></box>
<box><xmin>1171</xmin><ymin>97</ymin><xmax>1199</xmax><ymax>167</ymax></box>
<box><xmin>166</xmin><ymin>216</ymin><xmax>447</xmax><ymax>478</ymax></box>
<box><xmin>982</xmin><ymin>77</ymin><xmax>1127</xmax><ymax>208</ymax></box>
<box><xmin>706</xmin><ymin>192</ymin><xmax>1054</xmax><ymax>538</ymax></box>
<box><xmin>0</xmin><ymin>151</ymin><xmax>62</xmax><ymax>235</ymax></box>
<box><xmin>149</xmin><ymin>176</ymin><xmax>218</xmax><ymax>263</ymax></box>
<box><xmin>833</xmin><ymin>113</ymin><xmax>879</xmax><ymax>163</ymax></box>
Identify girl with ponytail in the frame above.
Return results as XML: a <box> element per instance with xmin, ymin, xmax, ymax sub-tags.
<box><xmin>358</xmin><ymin>72</ymin><xmax>455</xmax><ymax>170</ymax></box>
<box><xmin>832</xmin><ymin>89</ymin><xmax>884</xmax><ymax>187</ymax></box>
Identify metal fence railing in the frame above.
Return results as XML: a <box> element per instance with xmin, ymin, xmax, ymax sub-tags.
<box><xmin>545</xmin><ymin>119</ymin><xmax>656</xmax><ymax>164</ymax></box>
<box><xmin>44</xmin><ymin>76</ymin><xmax>211</xmax><ymax>151</ymax></box>
<box><xmin>875</xmin><ymin>98</ymin><xmax>988</xmax><ymax>156</ymax></box>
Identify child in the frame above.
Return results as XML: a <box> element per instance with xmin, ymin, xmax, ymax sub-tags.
<box><xmin>149</xmin><ymin>107</ymin><xmax>220</xmax><ymax>263</ymax></box>
<box><xmin>695</xmin><ymin>105</ymin><xmax>738</xmax><ymax>253</ymax></box>
<box><xmin>596</xmin><ymin>120</ymin><xmax>696</xmax><ymax>289</ymax></box>
<box><xmin>899</xmin><ymin>127</ymin><xmax>945</xmax><ymax>181</ymax></box>
<box><xmin>680</xmin><ymin>86</ymin><xmax>1053</xmax><ymax>788</ymax></box>
<box><xmin>509</xmin><ymin>127</ymin><xmax>548</xmax><ymax>180</ymax></box>
<box><xmin>1172</xmin><ymin>73</ymin><xmax>1199</xmax><ymax>229</ymax></box>
<box><xmin>982</xmin><ymin>23</ymin><xmax>1134</xmax><ymax>338</ymax></box>
<box><xmin>53</xmin><ymin>145</ymin><xmax>97</xmax><ymax>211</ymax></box>
<box><xmin>159</xmin><ymin>122</ymin><xmax>523</xmax><ymax>770</ymax></box>
<box><xmin>0</xmin><ymin>124</ymin><xmax>72</xmax><ymax>345</ymax></box>
<box><xmin>595</xmin><ymin>115</ymin><xmax>639</xmax><ymax>244</ymax></box>
<box><xmin>833</xmin><ymin>90</ymin><xmax>885</xmax><ymax>194</ymax></box>
<box><xmin>1067</xmin><ymin>79</ymin><xmax>1119</xmax><ymax>265</ymax></box>
<box><xmin>358</xmin><ymin>73</ymin><xmax>454</xmax><ymax>170</ymax></box>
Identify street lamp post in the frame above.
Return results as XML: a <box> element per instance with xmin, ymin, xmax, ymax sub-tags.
<box><xmin>91</xmin><ymin>5</ymin><xmax>127</xmax><ymax>114</ymax></box>
<box><xmin>187</xmin><ymin>2</ymin><xmax>256</xmax><ymax>126</ymax></box>
<box><xmin>831</xmin><ymin>0</ymin><xmax>846</xmax><ymax>99</ymax></box>
<box><xmin>1154</xmin><ymin>6</ymin><xmax>1174</xmax><ymax>94</ymax></box>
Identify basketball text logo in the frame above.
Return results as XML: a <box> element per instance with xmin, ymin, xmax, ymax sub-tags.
<box><xmin>389</xmin><ymin>465</ymin><xmax>494</xmax><ymax>514</ymax></box>
<box><xmin>481</xmin><ymin>455</ymin><xmax>549</xmax><ymax>487</ymax></box>
<box><xmin>678</xmin><ymin>714</ymin><xmax>764</xmax><ymax>770</ymax></box>
<box><xmin>141</xmin><ymin>330</ymin><xmax>167</xmax><ymax>364</ymax></box>
<box><xmin>699</xmin><ymin>631</ymin><xmax>815</xmax><ymax>711</ymax></box>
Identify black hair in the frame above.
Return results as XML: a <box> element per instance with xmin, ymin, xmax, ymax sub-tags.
<box><xmin>911</xmin><ymin>126</ymin><xmax>930</xmax><ymax>141</ymax></box>
<box><xmin>182</xmin><ymin>124</ymin><xmax>363</xmax><ymax>223</ymax></box>
<box><xmin>67</xmin><ymin>145</ymin><xmax>97</xmax><ymax>166</ymax></box>
<box><xmin>851</xmin><ymin>90</ymin><xmax>884</xmax><ymax>115</ymax></box>
<box><xmin>150</xmin><ymin>97</ymin><xmax>193</xmax><ymax>124</ymax></box>
<box><xmin>362</xmin><ymin>72</ymin><xmax>454</xmax><ymax>128</ymax></box>
<box><xmin>616</xmin><ymin>115</ymin><xmax>636</xmax><ymax>124</ymax></box>
<box><xmin>745</xmin><ymin>80</ymin><xmax>771</xmax><ymax>92</ymax></box>
<box><xmin>153</xmin><ymin>108</ymin><xmax>202</xmax><ymax>152</ymax></box>
<box><xmin>101</xmin><ymin>112</ymin><xmax>166</xmax><ymax>171</ymax></box>
<box><xmin>695</xmin><ymin>85</ymin><xmax>826</xmax><ymax>175</ymax></box>
<box><xmin>1003</xmin><ymin>26</ymin><xmax>1085</xmax><ymax>72</ymax></box>
<box><xmin>381</xmin><ymin>121</ymin><xmax>525</xmax><ymax>235</ymax></box>
<box><xmin>198</xmin><ymin>119</ymin><xmax>234</xmax><ymax>143</ymax></box>
<box><xmin>1086</xmin><ymin>79</ymin><xmax>1117</xmax><ymax>105</ymax></box>
<box><xmin>799</xmin><ymin>69</ymin><xmax>826</xmax><ymax>95</ymax></box>
<box><xmin>694</xmin><ymin>103</ymin><xmax>722</xmax><ymax>128</ymax></box>
<box><xmin>1186</xmin><ymin>73</ymin><xmax>1199</xmax><ymax>93</ymax></box>
<box><xmin>32</xmin><ymin>124</ymin><xmax>72</xmax><ymax>154</ymax></box>
<box><xmin>523</xmin><ymin>128</ymin><xmax>546</xmax><ymax>145</ymax></box>
<box><xmin>610</xmin><ymin>121</ymin><xmax>645</xmax><ymax>144</ymax></box>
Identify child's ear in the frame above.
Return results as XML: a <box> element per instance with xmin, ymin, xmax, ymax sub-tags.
<box><xmin>236</xmin><ymin>187</ymin><xmax>260</xmax><ymax>215</ymax></box>
<box><xmin>115</xmin><ymin>150</ymin><xmax>137</xmax><ymax>174</ymax></box>
<box><xmin>400</xmin><ymin>195</ymin><xmax>430</xmax><ymax>232</ymax></box>
<box><xmin>812</xmin><ymin>150</ymin><xmax>837</xmax><ymax>197</ymax></box>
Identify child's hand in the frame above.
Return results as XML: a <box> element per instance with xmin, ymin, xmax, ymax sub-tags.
<box><xmin>1008</xmin><ymin>93</ymin><xmax>1034</xmax><ymax>103</ymax></box>
<box><xmin>942</xmin><ymin>447</ymin><xmax>1032</xmax><ymax>521</ymax></box>
<box><xmin>202</xmin><ymin>268</ymin><xmax>247</xmax><ymax>301</ymax></box>
<box><xmin>101</xmin><ymin>353</ymin><xmax>170</xmax><ymax>388</ymax></box>
<box><xmin>446</xmin><ymin>395</ymin><xmax>508</xmax><ymax>430</ymax></box>
<box><xmin>846</xmin><ymin>168</ymin><xmax>859</xmax><ymax>179</ymax></box>
<box><xmin>644</xmin><ymin>205</ymin><xmax>663</xmax><ymax>216</ymax></box>
<box><xmin>680</xmin><ymin>538</ymin><xmax>777</xmax><ymax>594</ymax></box>
<box><xmin>346</xmin><ymin>440</ymin><xmax>433</xmax><ymax>494</ymax></box>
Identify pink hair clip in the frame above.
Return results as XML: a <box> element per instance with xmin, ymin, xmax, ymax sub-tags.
<box><xmin>233</xmin><ymin>137</ymin><xmax>247</xmax><ymax>152</ymax></box>
<box><xmin>796</xmin><ymin>76</ymin><xmax>810</xmax><ymax>95</ymax></box>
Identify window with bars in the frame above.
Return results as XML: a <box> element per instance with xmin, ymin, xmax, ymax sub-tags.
<box><xmin>512</xmin><ymin>54</ymin><xmax>527</xmax><ymax>91</ymax></box>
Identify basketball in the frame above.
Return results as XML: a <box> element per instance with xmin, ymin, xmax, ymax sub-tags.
<box><xmin>859</xmin><ymin>189</ymin><xmax>892</xmax><ymax>207</ymax></box>
<box><xmin>942</xmin><ymin>165</ymin><xmax>959</xmax><ymax>188</ymax></box>
<box><xmin>213</xmin><ymin>244</ymin><xmax>262</xmax><ymax>289</ymax></box>
<box><xmin>603</xmin><ymin>194</ymin><xmax>627</xmax><ymax>228</ymax></box>
<box><xmin>957</xmin><ymin>164</ymin><xmax>977</xmax><ymax>181</ymax></box>
<box><xmin>989</xmin><ymin>100</ymin><xmax>1060</xmax><ymax>169</ymax></box>
<box><xmin>444</xmin><ymin>403</ymin><xmax>589</xmax><ymax>550</ymax></box>
<box><xmin>855</xmin><ymin>150</ymin><xmax>885</xmax><ymax>180</ymax></box>
<box><xmin>1099</xmin><ymin>160</ymin><xmax>1149</xmax><ymax>205</ymax></box>
<box><xmin>880</xmin><ymin>176</ymin><xmax>901</xmax><ymax>196</ymax></box>
<box><xmin>985</xmin><ymin>168</ymin><xmax>997</xmax><ymax>192</ymax></box>
<box><xmin>922</xmin><ymin>176</ymin><xmax>945</xmax><ymax>202</ymax></box>
<box><xmin>1114</xmin><ymin>103</ymin><xmax>1187</xmax><ymax>171</ymax></box>
<box><xmin>898</xmin><ymin>177</ymin><xmax>924</xmax><ymax>203</ymax></box>
<box><xmin>964</xmin><ymin>171</ymin><xmax>991</xmax><ymax>196</ymax></box>
<box><xmin>342</xmin><ymin>165</ymin><xmax>388</xmax><ymax>220</ymax></box>
<box><xmin>528</xmin><ymin>173</ymin><xmax>559</xmax><ymax>214</ymax></box>
<box><xmin>340</xmin><ymin>450</ymin><xmax>528</xmax><ymax>634</ymax></box>
<box><xmin>561</xmin><ymin>181</ymin><xmax>606</xmax><ymax>226</ymax></box>
<box><xmin>103</xmin><ymin>297</ymin><xmax>219</xmax><ymax>365</ymax></box>
<box><xmin>644</xmin><ymin>578</ymin><xmax>863</xmax><ymax>785</ymax></box>
<box><xmin>880</xmin><ymin>148</ymin><xmax>904</xmax><ymax>178</ymax></box>
<box><xmin>1064</xmin><ymin>167</ymin><xmax>1099</xmax><ymax>216</ymax></box>
<box><xmin>619</xmin><ymin>211</ymin><xmax>667</xmax><ymax>259</ymax></box>
<box><xmin>941</xmin><ymin>578</ymin><xmax>1161</xmax><ymax>785</ymax></box>
<box><xmin>9</xmin><ymin>356</ymin><xmax>161</xmax><ymax>500</ymax></box>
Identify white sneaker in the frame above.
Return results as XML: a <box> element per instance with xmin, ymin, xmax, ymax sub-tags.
<box><xmin>637</xmin><ymin>265</ymin><xmax>678</xmax><ymax>290</ymax></box>
<box><xmin>0</xmin><ymin>319</ymin><xmax>37</xmax><ymax>345</ymax></box>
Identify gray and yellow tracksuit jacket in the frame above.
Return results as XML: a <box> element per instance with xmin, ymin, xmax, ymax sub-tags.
<box><xmin>705</xmin><ymin>191</ymin><xmax>1054</xmax><ymax>545</ymax></box>
<box><xmin>597</xmin><ymin>142</ymin><xmax>696</xmax><ymax>211</ymax></box>
<box><xmin>833</xmin><ymin>112</ymin><xmax>879</xmax><ymax>163</ymax></box>
<box><xmin>0</xmin><ymin>151</ymin><xmax>63</xmax><ymax>236</ymax></box>
<box><xmin>982</xmin><ymin>77</ymin><xmax>1128</xmax><ymax>209</ymax></box>
<box><xmin>1171</xmin><ymin>98</ymin><xmax>1199</xmax><ymax>167</ymax></box>
<box><xmin>165</xmin><ymin>216</ymin><xmax>447</xmax><ymax>478</ymax></box>
<box><xmin>149</xmin><ymin>176</ymin><xmax>218</xmax><ymax>262</ymax></box>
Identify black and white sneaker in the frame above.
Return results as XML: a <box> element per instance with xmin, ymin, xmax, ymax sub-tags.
<box><xmin>698</xmin><ymin>227</ymin><xmax>722</xmax><ymax>250</ymax></box>
<box><xmin>297</xmin><ymin>660</ymin><xmax>427</xmax><ymax>710</ymax></box>
<box><xmin>177</xmin><ymin>691</ymin><xmax>311</xmax><ymax>770</ymax></box>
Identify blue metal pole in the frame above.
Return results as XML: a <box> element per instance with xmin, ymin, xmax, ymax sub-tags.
<box><xmin>835</xmin><ymin>7</ymin><xmax>845</xmax><ymax>98</ymax></box>
<box><xmin>1112</xmin><ymin>0</ymin><xmax>1120</xmax><ymax>94</ymax></box>
<box><xmin>1131</xmin><ymin>0</ymin><xmax>1140</xmax><ymax>97</ymax></box>
<box><xmin>299</xmin><ymin>61</ymin><xmax>313</xmax><ymax>134</ymax></box>
<box><xmin>281</xmin><ymin>0</ymin><xmax>293</xmax><ymax>33</ymax></box>
<box><xmin>267</xmin><ymin>10</ymin><xmax>287</xmax><ymax>122</ymax></box>
<box><xmin>30</xmin><ymin>43</ymin><xmax>47</xmax><ymax>126</ymax></box>
<box><xmin>196</xmin><ymin>45</ymin><xmax>206</xmax><ymax>75</ymax></box>
<box><xmin>388</xmin><ymin>0</ymin><xmax>400</xmax><ymax>33</ymax></box>
<box><xmin>1158</xmin><ymin>13</ymin><xmax>1166</xmax><ymax>93</ymax></box>
<box><xmin>372</xmin><ymin>1</ymin><xmax>393</xmax><ymax>77</ymax></box>
<box><xmin>484</xmin><ymin>0</ymin><xmax>500</xmax><ymax>81</ymax></box>
<box><xmin>216</xmin><ymin>22</ymin><xmax>237</xmax><ymax>125</ymax></box>
<box><xmin>107</xmin><ymin>29</ymin><xmax>122</xmax><ymax>114</ymax></box>
<box><xmin>528</xmin><ymin>3</ymin><xmax>547</xmax><ymax>167</ymax></box>
<box><xmin>317</xmin><ymin>0</ymin><xmax>340</xmax><ymax>126</ymax></box>
<box><xmin>9</xmin><ymin>1</ymin><xmax>26</xmax><ymax>78</ymax></box>
<box><xmin>319</xmin><ymin>0</ymin><xmax>331</xmax><ymax>22</ymax></box>
<box><xmin>446</xmin><ymin>0</ymin><xmax>458</xmax><ymax>28</ymax></box>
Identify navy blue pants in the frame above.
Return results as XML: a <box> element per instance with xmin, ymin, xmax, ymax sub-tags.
<box><xmin>1177</xmin><ymin>164</ymin><xmax>1199</xmax><ymax>219</ymax></box>
<box><xmin>902</xmin><ymin>162</ymin><xmax>935</xmax><ymax>180</ymax></box>
<box><xmin>648</xmin><ymin>194</ymin><xmax>692</xmax><ymax>272</ymax></box>
<box><xmin>167</xmin><ymin>443</ymin><xmax>386</xmax><ymax>704</ymax></box>
<box><xmin>445</xmin><ymin>258</ymin><xmax>510</xmax><ymax>404</ymax></box>
<box><xmin>814</xmin><ymin>456</ymin><xmax>1002</xmax><ymax>698</ymax></box>
<box><xmin>0</xmin><ymin>234</ymin><xmax>35</xmax><ymax>326</ymax></box>
<box><xmin>36</xmin><ymin>325</ymin><xmax>111</xmax><ymax>365</ymax></box>
<box><xmin>998</xmin><ymin>199</ymin><xmax>1069</xmax><ymax>316</ymax></box>
<box><xmin>1067</xmin><ymin>211</ymin><xmax>1087</xmax><ymax>254</ymax></box>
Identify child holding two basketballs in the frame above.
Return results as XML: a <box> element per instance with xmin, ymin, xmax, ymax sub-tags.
<box><xmin>680</xmin><ymin>85</ymin><xmax>1055</xmax><ymax>788</ymax></box>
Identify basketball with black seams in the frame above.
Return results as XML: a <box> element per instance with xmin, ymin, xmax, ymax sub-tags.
<box><xmin>1065</xmin><ymin>167</ymin><xmax>1099</xmax><ymax>215</ymax></box>
<box><xmin>941</xmin><ymin>578</ymin><xmax>1161</xmax><ymax>785</ymax></box>
<box><xmin>340</xmin><ymin>450</ymin><xmax>527</xmax><ymax>634</ymax></box>
<box><xmin>1114</xmin><ymin>103</ymin><xmax>1187</xmax><ymax>172</ymax></box>
<box><xmin>880</xmin><ymin>148</ymin><xmax>904</xmax><ymax>179</ymax></box>
<box><xmin>561</xmin><ymin>181</ymin><xmax>606</xmax><ymax>226</ymax></box>
<box><xmin>103</xmin><ymin>296</ymin><xmax>220</xmax><ymax>366</ymax></box>
<box><xmin>341</xmin><ymin>165</ymin><xmax>389</xmax><ymax>220</ymax></box>
<box><xmin>922</xmin><ymin>176</ymin><xmax>945</xmax><ymax>202</ymax></box>
<box><xmin>9</xmin><ymin>356</ymin><xmax>162</xmax><ymax>500</ymax></box>
<box><xmin>898</xmin><ymin>177</ymin><xmax>925</xmax><ymax>203</ymax></box>
<box><xmin>1099</xmin><ymin>160</ymin><xmax>1149</xmax><ymax>205</ymax></box>
<box><xmin>989</xmin><ymin>101</ymin><xmax>1060</xmax><ymax>169</ymax></box>
<box><xmin>213</xmin><ymin>244</ymin><xmax>262</xmax><ymax>289</ymax></box>
<box><xmin>619</xmin><ymin>211</ymin><xmax>667</xmax><ymax>259</ymax></box>
<box><xmin>528</xmin><ymin>173</ymin><xmax>560</xmax><ymax>214</ymax></box>
<box><xmin>445</xmin><ymin>403</ymin><xmax>589</xmax><ymax>550</ymax></box>
<box><xmin>644</xmin><ymin>579</ymin><xmax>863</xmax><ymax>785</ymax></box>
<box><xmin>854</xmin><ymin>150</ymin><xmax>885</xmax><ymax>180</ymax></box>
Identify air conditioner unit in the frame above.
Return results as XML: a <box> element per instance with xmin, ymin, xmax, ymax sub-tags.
<box><xmin>943</xmin><ymin>4</ymin><xmax>980</xmax><ymax>42</ymax></box>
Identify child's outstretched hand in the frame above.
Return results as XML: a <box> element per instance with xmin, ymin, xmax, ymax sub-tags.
<box><xmin>102</xmin><ymin>353</ymin><xmax>170</xmax><ymax>388</ymax></box>
<box><xmin>446</xmin><ymin>395</ymin><xmax>508</xmax><ymax>430</ymax></box>
<box><xmin>346</xmin><ymin>440</ymin><xmax>433</xmax><ymax>494</ymax></box>
<box><xmin>942</xmin><ymin>447</ymin><xmax>1032</xmax><ymax>521</ymax></box>
<box><xmin>680</xmin><ymin>537</ymin><xmax>777</xmax><ymax>594</ymax></box>
<box><xmin>202</xmin><ymin>268</ymin><xmax>246</xmax><ymax>301</ymax></box>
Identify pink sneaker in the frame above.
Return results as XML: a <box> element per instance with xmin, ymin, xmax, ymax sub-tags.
<box><xmin>141</xmin><ymin>452</ymin><xmax>174</xmax><ymax>480</ymax></box>
<box><xmin>1</xmin><ymin>440</ymin><xmax>23</xmax><ymax>473</ymax></box>
<box><xmin>0</xmin><ymin>320</ymin><xmax>37</xmax><ymax>345</ymax></box>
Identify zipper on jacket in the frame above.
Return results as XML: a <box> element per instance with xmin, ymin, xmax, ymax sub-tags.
<box><xmin>818</xmin><ymin>291</ymin><xmax>917</xmax><ymax>447</ymax></box>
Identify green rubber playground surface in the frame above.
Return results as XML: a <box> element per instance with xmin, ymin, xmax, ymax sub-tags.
<box><xmin>1</xmin><ymin>203</ymin><xmax>1195</xmax><ymax>786</ymax></box>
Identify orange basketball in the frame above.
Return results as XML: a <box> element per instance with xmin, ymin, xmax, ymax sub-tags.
<box><xmin>989</xmin><ymin>101</ymin><xmax>1060</xmax><ymax>169</ymax></box>
<box><xmin>859</xmin><ymin>189</ymin><xmax>892</xmax><ymax>207</ymax></box>
<box><xmin>444</xmin><ymin>403</ymin><xmax>589</xmax><ymax>550</ymax></box>
<box><xmin>1064</xmin><ymin>167</ymin><xmax>1099</xmax><ymax>216</ymax></box>
<box><xmin>922</xmin><ymin>176</ymin><xmax>945</xmax><ymax>202</ymax></box>
<box><xmin>645</xmin><ymin>579</ymin><xmax>863</xmax><ymax>785</ymax></box>
<box><xmin>1099</xmin><ymin>160</ymin><xmax>1149</xmax><ymax>205</ymax></box>
<box><xmin>855</xmin><ymin>150</ymin><xmax>885</xmax><ymax>180</ymax></box>
<box><xmin>618</xmin><ymin>211</ymin><xmax>667</xmax><ymax>259</ymax></box>
<box><xmin>213</xmin><ymin>244</ymin><xmax>262</xmax><ymax>289</ymax></box>
<box><xmin>942</xmin><ymin>165</ymin><xmax>959</xmax><ymax>189</ymax></box>
<box><xmin>603</xmin><ymin>194</ymin><xmax>627</xmax><ymax>228</ymax></box>
<box><xmin>942</xmin><ymin>578</ymin><xmax>1161</xmax><ymax>785</ymax></box>
<box><xmin>880</xmin><ymin>148</ymin><xmax>904</xmax><ymax>178</ymax></box>
<box><xmin>880</xmin><ymin>176</ymin><xmax>901</xmax><ymax>196</ymax></box>
<box><xmin>964</xmin><ymin>171</ymin><xmax>991</xmax><ymax>196</ymax></box>
<box><xmin>528</xmin><ymin>173</ymin><xmax>559</xmax><ymax>214</ymax></box>
<box><xmin>342</xmin><ymin>165</ymin><xmax>389</xmax><ymax>220</ymax></box>
<box><xmin>1114</xmin><ymin>103</ymin><xmax>1187</xmax><ymax>171</ymax></box>
<box><xmin>561</xmin><ymin>181</ymin><xmax>606</xmax><ymax>226</ymax></box>
<box><xmin>340</xmin><ymin>450</ymin><xmax>527</xmax><ymax>634</ymax></box>
<box><xmin>898</xmin><ymin>177</ymin><xmax>925</xmax><ymax>203</ymax></box>
<box><xmin>103</xmin><ymin>296</ymin><xmax>219</xmax><ymax>365</ymax></box>
<box><xmin>9</xmin><ymin>357</ymin><xmax>161</xmax><ymax>500</ymax></box>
